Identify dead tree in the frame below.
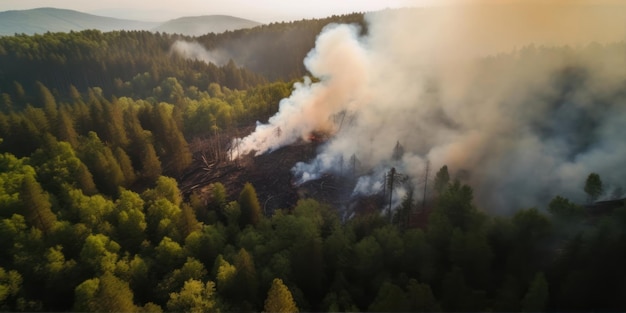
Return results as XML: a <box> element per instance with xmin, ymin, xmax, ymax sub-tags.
<box><xmin>422</xmin><ymin>160</ymin><xmax>430</xmax><ymax>208</ymax></box>
<box><xmin>385</xmin><ymin>167</ymin><xmax>408</xmax><ymax>223</ymax></box>
<box><xmin>349</xmin><ymin>154</ymin><xmax>358</xmax><ymax>178</ymax></box>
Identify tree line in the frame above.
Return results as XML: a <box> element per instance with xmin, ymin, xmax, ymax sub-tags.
<box><xmin>2</xmin><ymin>142</ymin><xmax>625</xmax><ymax>312</ymax></box>
<box><xmin>0</xmin><ymin>13</ymin><xmax>625</xmax><ymax>312</ymax></box>
<box><xmin>0</xmin><ymin>13</ymin><xmax>365</xmax><ymax>104</ymax></box>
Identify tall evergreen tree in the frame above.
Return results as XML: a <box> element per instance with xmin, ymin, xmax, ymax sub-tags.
<box><xmin>521</xmin><ymin>272</ymin><xmax>548</xmax><ymax>312</ymax></box>
<box><xmin>19</xmin><ymin>175</ymin><xmax>56</xmax><ymax>235</ymax></box>
<box><xmin>264</xmin><ymin>278</ymin><xmax>298</xmax><ymax>313</ymax></box>
<box><xmin>166</xmin><ymin>279</ymin><xmax>219</xmax><ymax>313</ymax></box>
<box><xmin>140</xmin><ymin>142</ymin><xmax>162</xmax><ymax>182</ymax></box>
<box><xmin>584</xmin><ymin>173</ymin><xmax>603</xmax><ymax>203</ymax></box>
<box><xmin>36</xmin><ymin>82</ymin><xmax>58</xmax><ymax>127</ymax></box>
<box><xmin>234</xmin><ymin>248</ymin><xmax>258</xmax><ymax>307</ymax></box>
<box><xmin>433</xmin><ymin>165</ymin><xmax>450</xmax><ymax>195</ymax></box>
<box><xmin>114</xmin><ymin>147</ymin><xmax>137</xmax><ymax>187</ymax></box>
<box><xmin>238</xmin><ymin>182</ymin><xmax>261</xmax><ymax>227</ymax></box>
<box><xmin>56</xmin><ymin>106</ymin><xmax>79</xmax><ymax>148</ymax></box>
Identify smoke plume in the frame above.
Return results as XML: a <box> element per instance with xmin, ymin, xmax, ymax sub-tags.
<box><xmin>232</xmin><ymin>2</ymin><xmax>626</xmax><ymax>213</ymax></box>
<box><xmin>171</xmin><ymin>40</ymin><xmax>229</xmax><ymax>66</ymax></box>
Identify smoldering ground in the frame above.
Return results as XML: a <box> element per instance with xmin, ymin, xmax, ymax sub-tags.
<box><xmin>229</xmin><ymin>2</ymin><xmax>626</xmax><ymax>213</ymax></box>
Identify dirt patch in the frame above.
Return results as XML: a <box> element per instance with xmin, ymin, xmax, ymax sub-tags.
<box><xmin>180</xmin><ymin>131</ymin><xmax>324</xmax><ymax>213</ymax></box>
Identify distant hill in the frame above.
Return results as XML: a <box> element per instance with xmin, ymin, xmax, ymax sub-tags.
<box><xmin>0</xmin><ymin>7</ymin><xmax>158</xmax><ymax>36</ymax></box>
<box><xmin>0</xmin><ymin>8</ymin><xmax>261</xmax><ymax>37</ymax></box>
<box><xmin>154</xmin><ymin>15</ymin><xmax>261</xmax><ymax>36</ymax></box>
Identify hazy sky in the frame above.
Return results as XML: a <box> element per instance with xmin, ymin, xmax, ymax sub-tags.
<box><xmin>0</xmin><ymin>0</ymin><xmax>428</xmax><ymax>22</ymax></box>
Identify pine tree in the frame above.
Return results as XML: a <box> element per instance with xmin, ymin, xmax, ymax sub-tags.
<box><xmin>114</xmin><ymin>147</ymin><xmax>137</xmax><ymax>187</ymax></box>
<box><xmin>584</xmin><ymin>173</ymin><xmax>603</xmax><ymax>203</ymax></box>
<box><xmin>238</xmin><ymin>182</ymin><xmax>261</xmax><ymax>227</ymax></box>
<box><xmin>434</xmin><ymin>165</ymin><xmax>450</xmax><ymax>195</ymax></box>
<box><xmin>140</xmin><ymin>142</ymin><xmax>162</xmax><ymax>182</ymax></box>
<box><xmin>521</xmin><ymin>272</ymin><xmax>548</xmax><ymax>312</ymax></box>
<box><xmin>37</xmin><ymin>81</ymin><xmax>58</xmax><ymax>127</ymax></box>
<box><xmin>178</xmin><ymin>203</ymin><xmax>201</xmax><ymax>239</ymax></box>
<box><xmin>234</xmin><ymin>248</ymin><xmax>258</xmax><ymax>305</ymax></box>
<box><xmin>166</xmin><ymin>279</ymin><xmax>218</xmax><ymax>313</ymax></box>
<box><xmin>56</xmin><ymin>106</ymin><xmax>79</xmax><ymax>147</ymax></box>
<box><xmin>20</xmin><ymin>175</ymin><xmax>57</xmax><ymax>235</ymax></box>
<box><xmin>74</xmin><ymin>272</ymin><xmax>137</xmax><ymax>313</ymax></box>
<box><xmin>264</xmin><ymin>278</ymin><xmax>298</xmax><ymax>313</ymax></box>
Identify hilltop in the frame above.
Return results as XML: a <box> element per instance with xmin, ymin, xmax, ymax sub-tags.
<box><xmin>0</xmin><ymin>7</ymin><xmax>157</xmax><ymax>36</ymax></box>
<box><xmin>0</xmin><ymin>8</ymin><xmax>261</xmax><ymax>36</ymax></box>
<box><xmin>154</xmin><ymin>15</ymin><xmax>261</xmax><ymax>36</ymax></box>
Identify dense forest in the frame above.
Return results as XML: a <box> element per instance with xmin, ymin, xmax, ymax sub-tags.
<box><xmin>0</xmin><ymin>12</ymin><xmax>625</xmax><ymax>313</ymax></box>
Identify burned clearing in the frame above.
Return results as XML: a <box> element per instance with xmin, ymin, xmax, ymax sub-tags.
<box><xmin>180</xmin><ymin>131</ymin><xmax>343</xmax><ymax>214</ymax></box>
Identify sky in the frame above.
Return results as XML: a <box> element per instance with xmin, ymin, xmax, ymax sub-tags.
<box><xmin>0</xmin><ymin>0</ymin><xmax>429</xmax><ymax>22</ymax></box>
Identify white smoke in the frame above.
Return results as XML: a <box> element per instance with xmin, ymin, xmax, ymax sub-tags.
<box><xmin>231</xmin><ymin>3</ymin><xmax>626</xmax><ymax>213</ymax></box>
<box><xmin>171</xmin><ymin>40</ymin><xmax>229</xmax><ymax>66</ymax></box>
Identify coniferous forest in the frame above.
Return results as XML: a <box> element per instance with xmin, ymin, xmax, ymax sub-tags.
<box><xmin>1</xmin><ymin>12</ymin><xmax>626</xmax><ymax>313</ymax></box>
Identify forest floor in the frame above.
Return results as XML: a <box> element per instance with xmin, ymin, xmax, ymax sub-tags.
<box><xmin>180</xmin><ymin>130</ymin><xmax>323</xmax><ymax>214</ymax></box>
<box><xmin>180</xmin><ymin>129</ymin><xmax>404</xmax><ymax>220</ymax></box>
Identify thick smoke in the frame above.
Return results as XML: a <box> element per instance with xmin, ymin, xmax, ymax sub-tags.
<box><xmin>232</xmin><ymin>2</ymin><xmax>626</xmax><ymax>212</ymax></box>
<box><xmin>171</xmin><ymin>40</ymin><xmax>229</xmax><ymax>66</ymax></box>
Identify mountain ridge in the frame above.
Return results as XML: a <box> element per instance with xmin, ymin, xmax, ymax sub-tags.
<box><xmin>154</xmin><ymin>15</ymin><xmax>261</xmax><ymax>36</ymax></box>
<box><xmin>0</xmin><ymin>7</ymin><xmax>261</xmax><ymax>36</ymax></box>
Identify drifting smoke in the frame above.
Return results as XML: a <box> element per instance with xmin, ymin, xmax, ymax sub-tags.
<box><xmin>231</xmin><ymin>2</ymin><xmax>626</xmax><ymax>212</ymax></box>
<box><xmin>171</xmin><ymin>40</ymin><xmax>229</xmax><ymax>66</ymax></box>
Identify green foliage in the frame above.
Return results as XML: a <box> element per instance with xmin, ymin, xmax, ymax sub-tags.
<box><xmin>368</xmin><ymin>281</ymin><xmax>409</xmax><ymax>312</ymax></box>
<box><xmin>441</xmin><ymin>267</ymin><xmax>472</xmax><ymax>311</ymax></box>
<box><xmin>522</xmin><ymin>272</ymin><xmax>549</xmax><ymax>312</ymax></box>
<box><xmin>238</xmin><ymin>182</ymin><xmax>262</xmax><ymax>227</ymax></box>
<box><xmin>0</xmin><ymin>267</ymin><xmax>22</xmax><ymax>307</ymax></box>
<box><xmin>79</xmin><ymin>234</ymin><xmax>120</xmax><ymax>275</ymax></box>
<box><xmin>179</xmin><ymin>203</ymin><xmax>201</xmax><ymax>239</ymax></box>
<box><xmin>233</xmin><ymin>248</ymin><xmax>258</xmax><ymax>306</ymax></box>
<box><xmin>78</xmin><ymin>132</ymin><xmax>125</xmax><ymax>196</ymax></box>
<box><xmin>214</xmin><ymin>255</ymin><xmax>237</xmax><ymax>296</ymax></box>
<box><xmin>155</xmin><ymin>236</ymin><xmax>186</xmax><ymax>272</ymax></box>
<box><xmin>19</xmin><ymin>174</ymin><xmax>56</xmax><ymax>235</ymax></box>
<box><xmin>0</xmin><ymin>32</ymin><xmax>625</xmax><ymax>312</ymax></box>
<box><xmin>167</xmin><ymin>279</ymin><xmax>219</xmax><ymax>313</ymax></box>
<box><xmin>29</xmin><ymin>136</ymin><xmax>97</xmax><ymax>196</ymax></box>
<box><xmin>114</xmin><ymin>147</ymin><xmax>137</xmax><ymax>187</ymax></box>
<box><xmin>148</xmin><ymin>103</ymin><xmax>192</xmax><ymax>176</ymax></box>
<box><xmin>436</xmin><ymin>179</ymin><xmax>476</xmax><ymax>231</ymax></box>
<box><xmin>185</xmin><ymin>225</ymin><xmax>226</xmax><ymax>266</ymax></box>
<box><xmin>157</xmin><ymin>257</ymin><xmax>207</xmax><ymax>304</ymax></box>
<box><xmin>433</xmin><ymin>165</ymin><xmax>450</xmax><ymax>195</ymax></box>
<box><xmin>143</xmin><ymin>176</ymin><xmax>182</xmax><ymax>206</ymax></box>
<box><xmin>0</xmin><ymin>30</ymin><xmax>266</xmax><ymax>99</ymax></box>
<box><xmin>0</xmin><ymin>155</ymin><xmax>624</xmax><ymax>312</ymax></box>
<box><xmin>548</xmin><ymin>195</ymin><xmax>585</xmax><ymax>219</ymax></box>
<box><xmin>66</xmin><ymin>189</ymin><xmax>114</xmax><ymax>232</ymax></box>
<box><xmin>146</xmin><ymin>198</ymin><xmax>182</xmax><ymax>243</ymax></box>
<box><xmin>113</xmin><ymin>189</ymin><xmax>147</xmax><ymax>252</ymax></box>
<box><xmin>74</xmin><ymin>272</ymin><xmax>137</xmax><ymax>313</ymax></box>
<box><xmin>584</xmin><ymin>172</ymin><xmax>603</xmax><ymax>202</ymax></box>
<box><xmin>211</xmin><ymin>182</ymin><xmax>228</xmax><ymax>211</ymax></box>
<box><xmin>264</xmin><ymin>278</ymin><xmax>298</xmax><ymax>313</ymax></box>
<box><xmin>406</xmin><ymin>279</ymin><xmax>440</xmax><ymax>312</ymax></box>
<box><xmin>139</xmin><ymin>141</ymin><xmax>162</xmax><ymax>181</ymax></box>
<box><xmin>0</xmin><ymin>153</ymin><xmax>36</xmax><ymax>217</ymax></box>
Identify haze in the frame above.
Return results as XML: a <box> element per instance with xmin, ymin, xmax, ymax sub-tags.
<box><xmin>0</xmin><ymin>0</ymin><xmax>422</xmax><ymax>22</ymax></box>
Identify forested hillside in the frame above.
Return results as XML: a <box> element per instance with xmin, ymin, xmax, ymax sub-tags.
<box><xmin>0</xmin><ymin>10</ymin><xmax>625</xmax><ymax>313</ymax></box>
<box><xmin>0</xmin><ymin>13</ymin><xmax>364</xmax><ymax>102</ymax></box>
<box><xmin>0</xmin><ymin>8</ymin><xmax>158</xmax><ymax>36</ymax></box>
<box><xmin>0</xmin><ymin>30</ymin><xmax>266</xmax><ymax>101</ymax></box>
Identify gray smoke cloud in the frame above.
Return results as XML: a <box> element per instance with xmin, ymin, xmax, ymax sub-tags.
<box><xmin>171</xmin><ymin>40</ymin><xmax>229</xmax><ymax>66</ymax></box>
<box><xmin>232</xmin><ymin>2</ymin><xmax>626</xmax><ymax>213</ymax></box>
